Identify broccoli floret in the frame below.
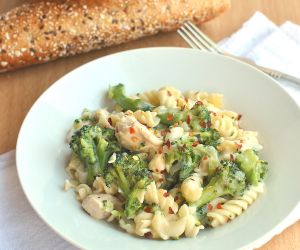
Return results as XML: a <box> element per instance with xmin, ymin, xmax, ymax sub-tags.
<box><xmin>192</xmin><ymin>163</ymin><xmax>246</xmax><ymax>208</ymax></box>
<box><xmin>158</xmin><ymin>108</ymin><xmax>187</xmax><ymax>126</ymax></box>
<box><xmin>162</xmin><ymin>146</ymin><xmax>202</xmax><ymax>188</ymax></box>
<box><xmin>195</xmin><ymin>129</ymin><xmax>220</xmax><ymax>147</ymax></box>
<box><xmin>125</xmin><ymin>178</ymin><xmax>152</xmax><ymax>218</ymax></box>
<box><xmin>105</xmin><ymin>152</ymin><xmax>152</xmax><ymax>218</ymax></box>
<box><xmin>196</xmin><ymin>204</ymin><xmax>210</xmax><ymax>225</ymax></box>
<box><xmin>191</xmin><ymin>104</ymin><xmax>211</xmax><ymax>121</ymax></box>
<box><xmin>193</xmin><ymin>144</ymin><xmax>220</xmax><ymax>178</ymax></box>
<box><xmin>236</xmin><ymin>149</ymin><xmax>268</xmax><ymax>186</ymax></box>
<box><xmin>189</xmin><ymin>105</ymin><xmax>211</xmax><ymax>132</ymax></box>
<box><xmin>165</xmin><ymin>150</ymin><xmax>182</xmax><ymax>168</ymax></box>
<box><xmin>108</xmin><ymin>84</ymin><xmax>153</xmax><ymax>111</ymax></box>
<box><xmin>179</xmin><ymin>153</ymin><xmax>201</xmax><ymax>182</ymax></box>
<box><xmin>69</xmin><ymin>125</ymin><xmax>120</xmax><ymax>185</ymax></box>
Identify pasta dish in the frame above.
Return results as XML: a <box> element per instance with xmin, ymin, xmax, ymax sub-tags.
<box><xmin>64</xmin><ymin>84</ymin><xmax>268</xmax><ymax>240</ymax></box>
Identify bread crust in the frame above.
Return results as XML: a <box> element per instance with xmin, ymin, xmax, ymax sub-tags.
<box><xmin>0</xmin><ymin>0</ymin><xmax>230</xmax><ymax>72</ymax></box>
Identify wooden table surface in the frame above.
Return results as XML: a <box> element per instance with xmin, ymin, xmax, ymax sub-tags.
<box><xmin>0</xmin><ymin>0</ymin><xmax>299</xmax><ymax>249</ymax></box>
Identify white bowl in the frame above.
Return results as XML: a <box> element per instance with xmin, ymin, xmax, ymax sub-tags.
<box><xmin>16</xmin><ymin>48</ymin><xmax>300</xmax><ymax>250</ymax></box>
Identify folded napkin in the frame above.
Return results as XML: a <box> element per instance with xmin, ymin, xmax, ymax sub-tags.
<box><xmin>0</xmin><ymin>12</ymin><xmax>299</xmax><ymax>250</ymax></box>
<box><xmin>220</xmin><ymin>12</ymin><xmax>300</xmax><ymax>106</ymax></box>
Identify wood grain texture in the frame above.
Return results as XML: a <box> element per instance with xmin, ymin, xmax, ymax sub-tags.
<box><xmin>0</xmin><ymin>0</ymin><xmax>299</xmax><ymax>249</ymax></box>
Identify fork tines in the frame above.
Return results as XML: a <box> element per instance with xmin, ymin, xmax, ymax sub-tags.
<box><xmin>178</xmin><ymin>21</ymin><xmax>223</xmax><ymax>54</ymax></box>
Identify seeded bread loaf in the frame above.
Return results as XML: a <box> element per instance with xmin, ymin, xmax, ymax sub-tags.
<box><xmin>0</xmin><ymin>0</ymin><xmax>230</xmax><ymax>72</ymax></box>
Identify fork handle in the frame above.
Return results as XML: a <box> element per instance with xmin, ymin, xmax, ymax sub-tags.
<box><xmin>256</xmin><ymin>65</ymin><xmax>300</xmax><ymax>85</ymax></box>
<box><xmin>228</xmin><ymin>54</ymin><xmax>300</xmax><ymax>85</ymax></box>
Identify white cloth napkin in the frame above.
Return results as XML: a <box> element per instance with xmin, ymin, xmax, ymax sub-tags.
<box><xmin>220</xmin><ymin>12</ymin><xmax>300</xmax><ymax>106</ymax></box>
<box><xmin>1</xmin><ymin>12</ymin><xmax>300</xmax><ymax>250</ymax></box>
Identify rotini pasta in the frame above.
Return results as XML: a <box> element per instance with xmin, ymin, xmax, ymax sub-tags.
<box><xmin>94</xmin><ymin>108</ymin><xmax>113</xmax><ymax>129</ymax></box>
<box><xmin>207</xmin><ymin>183</ymin><xmax>264</xmax><ymax>227</ymax></box>
<box><xmin>185</xmin><ymin>91</ymin><xmax>224</xmax><ymax>108</ymax></box>
<box><xmin>65</xmin><ymin>154</ymin><xmax>87</xmax><ymax>184</ymax></box>
<box><xmin>133</xmin><ymin>110</ymin><xmax>160</xmax><ymax>127</ymax></box>
<box><xmin>134</xmin><ymin>211</ymin><xmax>154</xmax><ymax>236</ymax></box>
<box><xmin>138</xmin><ymin>90</ymin><xmax>160</xmax><ymax>106</ymax></box>
<box><xmin>151</xmin><ymin>204</ymin><xmax>203</xmax><ymax>239</ymax></box>
<box><xmin>93</xmin><ymin>177</ymin><xmax>118</xmax><ymax>195</ymax></box>
<box><xmin>181</xmin><ymin>173</ymin><xmax>203</xmax><ymax>203</ymax></box>
<box><xmin>212</xmin><ymin>114</ymin><xmax>239</xmax><ymax>140</ymax></box>
<box><xmin>144</xmin><ymin>182</ymin><xmax>178</xmax><ymax>215</ymax></box>
<box><xmin>75</xmin><ymin>184</ymin><xmax>92</xmax><ymax>201</ymax></box>
<box><xmin>65</xmin><ymin>84</ymin><xmax>268</xmax><ymax>240</ymax></box>
<box><xmin>158</xmin><ymin>86</ymin><xmax>182</xmax><ymax>108</ymax></box>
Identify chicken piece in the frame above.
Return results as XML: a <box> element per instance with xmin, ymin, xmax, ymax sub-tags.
<box><xmin>115</xmin><ymin>115</ymin><xmax>163</xmax><ymax>152</ymax></box>
<box><xmin>82</xmin><ymin>194</ymin><xmax>122</xmax><ymax>220</ymax></box>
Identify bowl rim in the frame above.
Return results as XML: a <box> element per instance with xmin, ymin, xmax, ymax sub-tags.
<box><xmin>15</xmin><ymin>47</ymin><xmax>300</xmax><ymax>250</ymax></box>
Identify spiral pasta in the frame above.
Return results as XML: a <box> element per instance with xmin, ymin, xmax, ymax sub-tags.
<box><xmin>75</xmin><ymin>184</ymin><xmax>92</xmax><ymax>201</ymax></box>
<box><xmin>134</xmin><ymin>211</ymin><xmax>154</xmax><ymax>236</ymax></box>
<box><xmin>152</xmin><ymin>204</ymin><xmax>203</xmax><ymax>239</ymax></box>
<box><xmin>65</xmin><ymin>154</ymin><xmax>87</xmax><ymax>184</ymax></box>
<box><xmin>144</xmin><ymin>182</ymin><xmax>179</xmax><ymax>215</ymax></box>
<box><xmin>176</xmin><ymin>97</ymin><xmax>196</xmax><ymax>110</ymax></box>
<box><xmin>207</xmin><ymin>183</ymin><xmax>264</xmax><ymax>227</ymax></box>
<box><xmin>158</xmin><ymin>86</ymin><xmax>182</xmax><ymax>108</ymax></box>
<box><xmin>119</xmin><ymin>219</ymin><xmax>136</xmax><ymax>234</ymax></box>
<box><xmin>138</xmin><ymin>90</ymin><xmax>160</xmax><ymax>106</ymax></box>
<box><xmin>180</xmin><ymin>173</ymin><xmax>203</xmax><ymax>203</ymax></box>
<box><xmin>93</xmin><ymin>177</ymin><xmax>118</xmax><ymax>195</ymax></box>
<box><xmin>94</xmin><ymin>109</ymin><xmax>113</xmax><ymax>129</ymax></box>
<box><xmin>133</xmin><ymin>110</ymin><xmax>160</xmax><ymax>127</ymax></box>
<box><xmin>185</xmin><ymin>91</ymin><xmax>224</xmax><ymax>108</ymax></box>
<box><xmin>212</xmin><ymin>114</ymin><xmax>239</xmax><ymax>140</ymax></box>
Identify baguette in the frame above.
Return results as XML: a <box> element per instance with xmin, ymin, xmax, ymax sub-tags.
<box><xmin>0</xmin><ymin>0</ymin><xmax>230</xmax><ymax>72</ymax></box>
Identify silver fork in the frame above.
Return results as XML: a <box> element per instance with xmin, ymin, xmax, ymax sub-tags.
<box><xmin>178</xmin><ymin>21</ymin><xmax>300</xmax><ymax>85</ymax></box>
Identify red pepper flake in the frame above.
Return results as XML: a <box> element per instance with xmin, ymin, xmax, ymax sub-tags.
<box><xmin>208</xmin><ymin>204</ymin><xmax>213</xmax><ymax>211</ymax></box>
<box><xmin>167</xmin><ymin>90</ymin><xmax>172</xmax><ymax>96</ymax></box>
<box><xmin>196</xmin><ymin>100</ymin><xmax>203</xmax><ymax>106</ymax></box>
<box><xmin>129</xmin><ymin>127</ymin><xmax>135</xmax><ymax>134</ymax></box>
<box><xmin>160</xmin><ymin>130</ymin><xmax>167</xmax><ymax>136</ymax></box>
<box><xmin>203</xmin><ymin>156</ymin><xmax>208</xmax><ymax>160</ymax></box>
<box><xmin>235</xmin><ymin>143</ymin><xmax>242</xmax><ymax>149</ymax></box>
<box><xmin>207</xmin><ymin>120</ymin><xmax>211</xmax><ymax>128</ymax></box>
<box><xmin>166</xmin><ymin>140</ymin><xmax>171</xmax><ymax>149</ymax></box>
<box><xmin>158</xmin><ymin>147</ymin><xmax>163</xmax><ymax>154</ymax></box>
<box><xmin>108</xmin><ymin>117</ymin><xmax>112</xmax><ymax>125</ymax></box>
<box><xmin>174</xmin><ymin>196</ymin><xmax>179</xmax><ymax>202</ymax></box>
<box><xmin>184</xmin><ymin>97</ymin><xmax>189</xmax><ymax>103</ymax></box>
<box><xmin>200</xmin><ymin>121</ymin><xmax>207</xmax><ymax>128</ymax></box>
<box><xmin>144</xmin><ymin>232</ymin><xmax>152</xmax><ymax>238</ymax></box>
<box><xmin>217</xmin><ymin>203</ymin><xmax>223</xmax><ymax>209</ymax></box>
<box><xmin>186</xmin><ymin>115</ymin><xmax>191</xmax><ymax>125</ymax></box>
<box><xmin>167</xmin><ymin>114</ymin><xmax>173</xmax><ymax>121</ymax></box>
<box><xmin>237</xmin><ymin>114</ymin><xmax>242</xmax><ymax>120</ymax></box>
<box><xmin>144</xmin><ymin>207</ymin><xmax>152</xmax><ymax>213</ymax></box>
<box><xmin>182</xmin><ymin>143</ymin><xmax>186</xmax><ymax>149</ymax></box>
<box><xmin>192</xmin><ymin>141</ymin><xmax>199</xmax><ymax>147</ymax></box>
<box><xmin>163</xmin><ymin>192</ymin><xmax>169</xmax><ymax>197</ymax></box>
<box><xmin>168</xmin><ymin>207</ymin><xmax>174</xmax><ymax>214</ymax></box>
